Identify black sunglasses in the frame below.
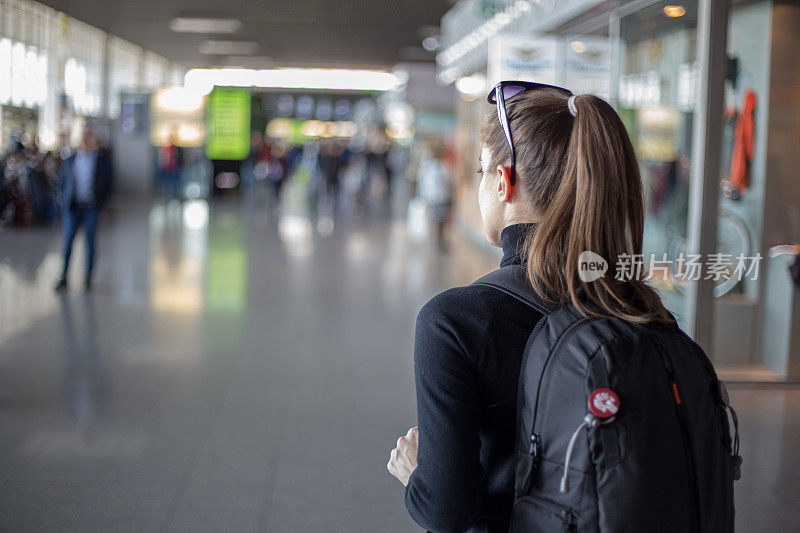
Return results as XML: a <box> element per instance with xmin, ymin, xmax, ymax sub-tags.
<box><xmin>487</xmin><ymin>81</ymin><xmax>572</xmax><ymax>185</ymax></box>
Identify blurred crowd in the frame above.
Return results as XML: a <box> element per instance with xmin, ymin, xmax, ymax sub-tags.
<box><xmin>3</xmin><ymin>127</ymin><xmax>456</xmax><ymax>254</ymax></box>
<box><xmin>231</xmin><ymin>131</ymin><xmax>410</xmax><ymax>219</ymax></box>
<box><xmin>0</xmin><ymin>134</ymin><xmax>65</xmax><ymax>226</ymax></box>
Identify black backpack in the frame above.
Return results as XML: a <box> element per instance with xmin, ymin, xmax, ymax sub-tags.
<box><xmin>475</xmin><ymin>265</ymin><xmax>740</xmax><ymax>532</ymax></box>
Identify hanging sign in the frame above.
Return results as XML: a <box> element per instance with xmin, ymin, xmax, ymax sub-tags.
<box><xmin>206</xmin><ymin>88</ymin><xmax>251</xmax><ymax>160</ymax></box>
<box><xmin>488</xmin><ymin>35</ymin><xmax>558</xmax><ymax>88</ymax></box>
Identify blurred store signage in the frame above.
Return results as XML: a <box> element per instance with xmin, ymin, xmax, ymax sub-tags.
<box><xmin>565</xmin><ymin>38</ymin><xmax>611</xmax><ymax>100</ymax></box>
<box><xmin>266</xmin><ymin>118</ymin><xmax>359</xmax><ymax>142</ymax></box>
<box><xmin>205</xmin><ymin>88</ymin><xmax>251</xmax><ymax>160</ymax></box>
<box><xmin>488</xmin><ymin>34</ymin><xmax>557</xmax><ymax>86</ymax></box>
<box><xmin>120</xmin><ymin>93</ymin><xmax>149</xmax><ymax>138</ymax></box>
<box><xmin>437</xmin><ymin>0</ymin><xmax>604</xmax><ymax>84</ymax></box>
<box><xmin>619</xmin><ymin>71</ymin><xmax>662</xmax><ymax>108</ymax></box>
<box><xmin>487</xmin><ymin>34</ymin><xmax>611</xmax><ymax>99</ymax></box>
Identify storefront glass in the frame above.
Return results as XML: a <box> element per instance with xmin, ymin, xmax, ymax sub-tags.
<box><xmin>615</xmin><ymin>1</ymin><xmax>699</xmax><ymax>321</ymax></box>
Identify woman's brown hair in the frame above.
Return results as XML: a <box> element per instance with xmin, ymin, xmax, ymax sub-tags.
<box><xmin>480</xmin><ymin>89</ymin><xmax>672</xmax><ymax>323</ymax></box>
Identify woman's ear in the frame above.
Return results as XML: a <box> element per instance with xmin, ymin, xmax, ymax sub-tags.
<box><xmin>496</xmin><ymin>165</ymin><xmax>515</xmax><ymax>202</ymax></box>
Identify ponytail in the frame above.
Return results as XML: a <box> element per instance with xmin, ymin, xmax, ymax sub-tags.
<box><xmin>524</xmin><ymin>94</ymin><xmax>672</xmax><ymax>323</ymax></box>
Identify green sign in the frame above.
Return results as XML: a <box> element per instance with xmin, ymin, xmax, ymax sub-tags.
<box><xmin>205</xmin><ymin>89</ymin><xmax>251</xmax><ymax>160</ymax></box>
<box><xmin>476</xmin><ymin>0</ymin><xmax>502</xmax><ymax>19</ymax></box>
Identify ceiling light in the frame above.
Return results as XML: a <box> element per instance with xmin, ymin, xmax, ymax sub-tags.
<box><xmin>153</xmin><ymin>87</ymin><xmax>204</xmax><ymax>113</ymax></box>
<box><xmin>422</xmin><ymin>36</ymin><xmax>439</xmax><ymax>51</ymax></box>
<box><xmin>663</xmin><ymin>5</ymin><xmax>686</xmax><ymax>17</ymax></box>
<box><xmin>184</xmin><ymin>68</ymin><xmax>401</xmax><ymax>94</ymax></box>
<box><xmin>437</xmin><ymin>68</ymin><xmax>459</xmax><ymax>85</ymax></box>
<box><xmin>455</xmin><ymin>75</ymin><xmax>486</xmax><ymax>99</ymax></box>
<box><xmin>570</xmin><ymin>40</ymin><xmax>587</xmax><ymax>53</ymax></box>
<box><xmin>384</xmin><ymin>102</ymin><xmax>414</xmax><ymax>128</ymax></box>
<box><xmin>199</xmin><ymin>40</ymin><xmax>258</xmax><ymax>55</ymax></box>
<box><xmin>392</xmin><ymin>69</ymin><xmax>410</xmax><ymax>87</ymax></box>
<box><xmin>169</xmin><ymin>18</ymin><xmax>241</xmax><ymax>33</ymax></box>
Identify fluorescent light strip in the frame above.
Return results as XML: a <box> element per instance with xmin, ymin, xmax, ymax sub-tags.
<box><xmin>184</xmin><ymin>68</ymin><xmax>401</xmax><ymax>93</ymax></box>
<box><xmin>199</xmin><ymin>40</ymin><xmax>259</xmax><ymax>55</ymax></box>
<box><xmin>169</xmin><ymin>18</ymin><xmax>242</xmax><ymax>33</ymax></box>
<box><xmin>437</xmin><ymin>0</ymin><xmax>534</xmax><ymax>67</ymax></box>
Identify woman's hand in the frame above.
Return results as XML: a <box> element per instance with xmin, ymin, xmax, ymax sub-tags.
<box><xmin>388</xmin><ymin>426</ymin><xmax>418</xmax><ymax>486</ymax></box>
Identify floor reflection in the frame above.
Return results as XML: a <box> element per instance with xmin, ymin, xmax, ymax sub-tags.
<box><xmin>58</xmin><ymin>292</ymin><xmax>106</xmax><ymax>439</ymax></box>
<box><xmin>0</xmin><ymin>251</ymin><xmax>62</xmax><ymax>344</ymax></box>
<box><xmin>0</xmin><ymin>199</ymin><xmax>542</xmax><ymax>531</ymax></box>
<box><xmin>148</xmin><ymin>201</ymin><xmax>208</xmax><ymax>315</ymax></box>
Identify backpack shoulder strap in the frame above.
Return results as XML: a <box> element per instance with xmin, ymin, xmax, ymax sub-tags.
<box><xmin>473</xmin><ymin>264</ymin><xmax>557</xmax><ymax>316</ymax></box>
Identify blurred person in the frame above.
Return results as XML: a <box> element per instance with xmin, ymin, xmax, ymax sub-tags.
<box><xmin>0</xmin><ymin>161</ymin><xmax>7</xmax><ymax>221</ymax></box>
<box><xmin>366</xmin><ymin>138</ymin><xmax>389</xmax><ymax>204</ymax></box>
<box><xmin>55</xmin><ymin>130</ymin><xmax>113</xmax><ymax>291</ymax></box>
<box><xmin>388</xmin><ymin>85</ymin><xmax>734</xmax><ymax>531</ymax></box>
<box><xmin>286</xmin><ymin>143</ymin><xmax>304</xmax><ymax>175</ymax></box>
<box><xmin>159</xmin><ymin>133</ymin><xmax>183</xmax><ymax>201</ymax></box>
<box><xmin>27</xmin><ymin>142</ymin><xmax>56</xmax><ymax>224</ymax></box>
<box><xmin>341</xmin><ymin>146</ymin><xmax>368</xmax><ymax>216</ymax></box>
<box><xmin>386</xmin><ymin>142</ymin><xmax>409</xmax><ymax>204</ymax></box>
<box><xmin>41</xmin><ymin>150</ymin><xmax>63</xmax><ymax>221</ymax></box>
<box><xmin>2</xmin><ymin>150</ymin><xmax>32</xmax><ymax>225</ymax></box>
<box><xmin>243</xmin><ymin>131</ymin><xmax>268</xmax><ymax>196</ymax></box>
<box><xmin>7</xmin><ymin>129</ymin><xmax>24</xmax><ymax>155</ymax></box>
<box><xmin>266</xmin><ymin>143</ymin><xmax>288</xmax><ymax>211</ymax></box>
<box><xmin>317</xmin><ymin>142</ymin><xmax>343</xmax><ymax>214</ymax></box>
<box><xmin>416</xmin><ymin>143</ymin><xmax>452</xmax><ymax>251</ymax></box>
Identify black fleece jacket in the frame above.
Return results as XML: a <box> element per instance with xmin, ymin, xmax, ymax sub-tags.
<box><xmin>405</xmin><ymin>223</ymin><xmax>544</xmax><ymax>532</ymax></box>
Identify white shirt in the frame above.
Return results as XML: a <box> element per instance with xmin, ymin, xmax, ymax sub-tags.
<box><xmin>418</xmin><ymin>158</ymin><xmax>451</xmax><ymax>206</ymax></box>
<box><xmin>73</xmin><ymin>150</ymin><xmax>97</xmax><ymax>204</ymax></box>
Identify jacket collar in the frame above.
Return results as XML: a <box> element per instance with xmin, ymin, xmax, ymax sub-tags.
<box><xmin>500</xmin><ymin>223</ymin><xmax>535</xmax><ymax>267</ymax></box>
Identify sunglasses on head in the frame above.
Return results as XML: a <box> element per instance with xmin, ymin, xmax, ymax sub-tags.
<box><xmin>487</xmin><ymin>81</ymin><xmax>573</xmax><ymax>186</ymax></box>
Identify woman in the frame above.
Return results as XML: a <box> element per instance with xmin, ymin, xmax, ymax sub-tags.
<box><xmin>387</xmin><ymin>85</ymin><xmax>675</xmax><ymax>531</ymax></box>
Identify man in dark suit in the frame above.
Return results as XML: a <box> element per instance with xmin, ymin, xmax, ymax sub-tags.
<box><xmin>55</xmin><ymin>130</ymin><xmax>113</xmax><ymax>291</ymax></box>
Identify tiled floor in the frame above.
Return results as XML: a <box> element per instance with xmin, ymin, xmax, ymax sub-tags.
<box><xmin>0</xmin><ymin>199</ymin><xmax>798</xmax><ymax>532</ymax></box>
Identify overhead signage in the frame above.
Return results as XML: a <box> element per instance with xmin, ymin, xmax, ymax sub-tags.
<box><xmin>488</xmin><ymin>35</ymin><xmax>558</xmax><ymax>87</ymax></box>
<box><xmin>206</xmin><ymin>88</ymin><xmax>251</xmax><ymax>161</ymax></box>
<box><xmin>488</xmin><ymin>34</ymin><xmax>611</xmax><ymax>99</ymax></box>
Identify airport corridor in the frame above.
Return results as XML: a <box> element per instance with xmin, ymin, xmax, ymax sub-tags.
<box><xmin>0</xmin><ymin>199</ymin><xmax>497</xmax><ymax>532</ymax></box>
<box><xmin>0</xmin><ymin>200</ymin><xmax>799</xmax><ymax>532</ymax></box>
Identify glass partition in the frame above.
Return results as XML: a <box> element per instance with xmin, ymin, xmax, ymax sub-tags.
<box><xmin>616</xmin><ymin>1</ymin><xmax>699</xmax><ymax>324</ymax></box>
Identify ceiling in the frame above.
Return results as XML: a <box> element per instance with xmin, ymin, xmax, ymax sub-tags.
<box><xmin>37</xmin><ymin>0</ymin><xmax>454</xmax><ymax>69</ymax></box>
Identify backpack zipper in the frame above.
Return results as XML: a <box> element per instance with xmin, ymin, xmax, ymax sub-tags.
<box><xmin>559</xmin><ymin>509</ymin><xmax>574</xmax><ymax>532</ymax></box>
<box><xmin>522</xmin><ymin>316</ymin><xmax>593</xmax><ymax>491</ymax></box>
<box><xmin>649</xmin><ymin>332</ymin><xmax>702</xmax><ymax>533</ymax></box>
